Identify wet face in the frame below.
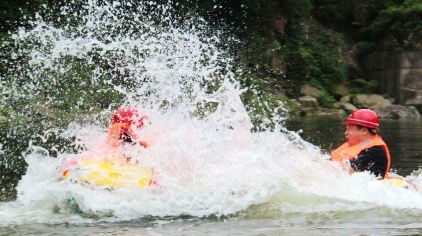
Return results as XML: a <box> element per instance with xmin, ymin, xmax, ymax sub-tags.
<box><xmin>345</xmin><ymin>124</ymin><xmax>368</xmax><ymax>145</ymax></box>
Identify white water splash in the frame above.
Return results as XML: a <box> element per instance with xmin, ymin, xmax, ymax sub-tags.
<box><xmin>1</xmin><ymin>0</ymin><xmax>422</xmax><ymax>227</ymax></box>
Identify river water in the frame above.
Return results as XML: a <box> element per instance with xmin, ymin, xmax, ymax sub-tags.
<box><xmin>1</xmin><ymin>1</ymin><xmax>422</xmax><ymax>235</ymax></box>
<box><xmin>1</xmin><ymin>118</ymin><xmax>421</xmax><ymax>236</ymax></box>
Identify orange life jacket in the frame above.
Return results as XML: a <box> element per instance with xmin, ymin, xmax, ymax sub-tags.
<box><xmin>106</xmin><ymin>123</ymin><xmax>127</xmax><ymax>148</ymax></box>
<box><xmin>106</xmin><ymin>123</ymin><xmax>149</xmax><ymax>148</ymax></box>
<box><xmin>331</xmin><ymin>135</ymin><xmax>391</xmax><ymax>178</ymax></box>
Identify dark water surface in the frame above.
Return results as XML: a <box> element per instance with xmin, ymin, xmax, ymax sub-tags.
<box><xmin>285</xmin><ymin>116</ymin><xmax>422</xmax><ymax>176</ymax></box>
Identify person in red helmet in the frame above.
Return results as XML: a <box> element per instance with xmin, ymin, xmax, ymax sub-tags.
<box><xmin>107</xmin><ymin>107</ymin><xmax>150</xmax><ymax>149</ymax></box>
<box><xmin>59</xmin><ymin>107</ymin><xmax>155</xmax><ymax>186</ymax></box>
<box><xmin>331</xmin><ymin>109</ymin><xmax>390</xmax><ymax>179</ymax></box>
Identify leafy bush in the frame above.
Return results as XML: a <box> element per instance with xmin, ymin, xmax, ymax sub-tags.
<box><xmin>318</xmin><ymin>90</ymin><xmax>336</xmax><ymax>108</ymax></box>
<box><xmin>280</xmin><ymin>25</ymin><xmax>347</xmax><ymax>94</ymax></box>
<box><xmin>350</xmin><ymin>78</ymin><xmax>379</xmax><ymax>93</ymax></box>
<box><xmin>361</xmin><ymin>0</ymin><xmax>422</xmax><ymax>49</ymax></box>
<box><xmin>313</xmin><ymin>0</ymin><xmax>422</xmax><ymax>51</ymax></box>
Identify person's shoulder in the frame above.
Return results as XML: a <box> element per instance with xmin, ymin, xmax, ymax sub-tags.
<box><xmin>360</xmin><ymin>145</ymin><xmax>386</xmax><ymax>158</ymax></box>
<box><xmin>367</xmin><ymin>145</ymin><xmax>384</xmax><ymax>152</ymax></box>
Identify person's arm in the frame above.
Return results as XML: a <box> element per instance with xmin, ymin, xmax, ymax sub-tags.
<box><xmin>349</xmin><ymin>145</ymin><xmax>388</xmax><ymax>178</ymax></box>
<box><xmin>139</xmin><ymin>140</ymin><xmax>150</xmax><ymax>148</ymax></box>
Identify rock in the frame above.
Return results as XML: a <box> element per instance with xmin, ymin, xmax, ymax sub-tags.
<box><xmin>265</xmin><ymin>15</ymin><xmax>288</xmax><ymax>39</ymax></box>
<box><xmin>352</xmin><ymin>94</ymin><xmax>392</xmax><ymax>109</ymax></box>
<box><xmin>300</xmin><ymin>85</ymin><xmax>323</xmax><ymax>98</ymax></box>
<box><xmin>289</xmin><ymin>99</ymin><xmax>312</xmax><ymax>116</ymax></box>
<box><xmin>33</xmin><ymin>104</ymin><xmax>56</xmax><ymax>119</ymax></box>
<box><xmin>336</xmin><ymin>109</ymin><xmax>347</xmax><ymax>117</ymax></box>
<box><xmin>363</xmin><ymin>51</ymin><xmax>422</xmax><ymax>108</ymax></box>
<box><xmin>403</xmin><ymin>89</ymin><xmax>422</xmax><ymax>108</ymax></box>
<box><xmin>342</xmin><ymin>103</ymin><xmax>357</xmax><ymax>113</ymax></box>
<box><xmin>340</xmin><ymin>95</ymin><xmax>351</xmax><ymax>103</ymax></box>
<box><xmin>298</xmin><ymin>96</ymin><xmax>319</xmax><ymax>107</ymax></box>
<box><xmin>272</xmin><ymin>15</ymin><xmax>287</xmax><ymax>36</ymax></box>
<box><xmin>376</xmin><ymin>105</ymin><xmax>421</xmax><ymax>120</ymax></box>
<box><xmin>288</xmin><ymin>99</ymin><xmax>301</xmax><ymax>109</ymax></box>
<box><xmin>332</xmin><ymin>102</ymin><xmax>342</xmax><ymax>109</ymax></box>
<box><xmin>315</xmin><ymin>109</ymin><xmax>346</xmax><ymax>117</ymax></box>
<box><xmin>0</xmin><ymin>115</ymin><xmax>7</xmax><ymax>123</ymax></box>
<box><xmin>333</xmin><ymin>83</ymin><xmax>349</xmax><ymax>97</ymax></box>
<box><xmin>271</xmin><ymin>56</ymin><xmax>285</xmax><ymax>75</ymax></box>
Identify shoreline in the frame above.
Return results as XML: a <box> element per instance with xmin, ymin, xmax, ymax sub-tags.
<box><xmin>284</xmin><ymin>84</ymin><xmax>421</xmax><ymax>120</ymax></box>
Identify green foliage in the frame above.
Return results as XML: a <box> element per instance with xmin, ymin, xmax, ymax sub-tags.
<box><xmin>350</xmin><ymin>79</ymin><xmax>379</xmax><ymax>93</ymax></box>
<box><xmin>0</xmin><ymin>114</ymin><xmax>83</xmax><ymax>201</ymax></box>
<box><xmin>355</xmin><ymin>41</ymin><xmax>377</xmax><ymax>56</ymax></box>
<box><xmin>241</xmin><ymin>0</ymin><xmax>312</xmax><ymax>24</ymax></box>
<box><xmin>361</xmin><ymin>0</ymin><xmax>422</xmax><ymax>49</ymax></box>
<box><xmin>280</xmin><ymin>23</ymin><xmax>347</xmax><ymax>95</ymax></box>
<box><xmin>1</xmin><ymin>56</ymin><xmax>125</xmax><ymax>121</ymax></box>
<box><xmin>0</xmin><ymin>0</ymin><xmax>62</xmax><ymax>32</ymax></box>
<box><xmin>313</xmin><ymin>0</ymin><xmax>422</xmax><ymax>51</ymax></box>
<box><xmin>240</xmin><ymin>73</ymin><xmax>287</xmax><ymax>131</ymax></box>
<box><xmin>279</xmin><ymin>0</ymin><xmax>313</xmax><ymax>19</ymax></box>
<box><xmin>318</xmin><ymin>90</ymin><xmax>336</xmax><ymax>108</ymax></box>
<box><xmin>234</xmin><ymin>0</ymin><xmax>347</xmax><ymax>102</ymax></box>
<box><xmin>239</xmin><ymin>35</ymin><xmax>284</xmax><ymax>76</ymax></box>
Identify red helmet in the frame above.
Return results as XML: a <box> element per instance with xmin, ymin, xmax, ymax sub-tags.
<box><xmin>344</xmin><ymin>109</ymin><xmax>379</xmax><ymax>129</ymax></box>
<box><xmin>112</xmin><ymin>107</ymin><xmax>147</xmax><ymax>128</ymax></box>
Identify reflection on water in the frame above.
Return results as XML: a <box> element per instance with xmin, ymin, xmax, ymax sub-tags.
<box><xmin>382</xmin><ymin>120</ymin><xmax>422</xmax><ymax>175</ymax></box>
<box><xmin>285</xmin><ymin>116</ymin><xmax>422</xmax><ymax>176</ymax></box>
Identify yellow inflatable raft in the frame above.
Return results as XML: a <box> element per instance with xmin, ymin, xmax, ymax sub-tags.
<box><xmin>380</xmin><ymin>173</ymin><xmax>418</xmax><ymax>191</ymax></box>
<box><xmin>62</xmin><ymin>159</ymin><xmax>156</xmax><ymax>188</ymax></box>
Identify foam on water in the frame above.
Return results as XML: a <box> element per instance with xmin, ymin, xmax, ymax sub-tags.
<box><xmin>1</xmin><ymin>0</ymin><xmax>422</xmax><ymax>226</ymax></box>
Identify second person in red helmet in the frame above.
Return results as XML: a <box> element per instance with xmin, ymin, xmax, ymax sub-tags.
<box><xmin>331</xmin><ymin>109</ymin><xmax>390</xmax><ymax>179</ymax></box>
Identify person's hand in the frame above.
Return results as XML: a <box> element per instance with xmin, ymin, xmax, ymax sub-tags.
<box><xmin>139</xmin><ymin>140</ymin><xmax>150</xmax><ymax>148</ymax></box>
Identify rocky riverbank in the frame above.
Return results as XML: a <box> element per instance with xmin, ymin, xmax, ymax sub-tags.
<box><xmin>288</xmin><ymin>84</ymin><xmax>421</xmax><ymax>120</ymax></box>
